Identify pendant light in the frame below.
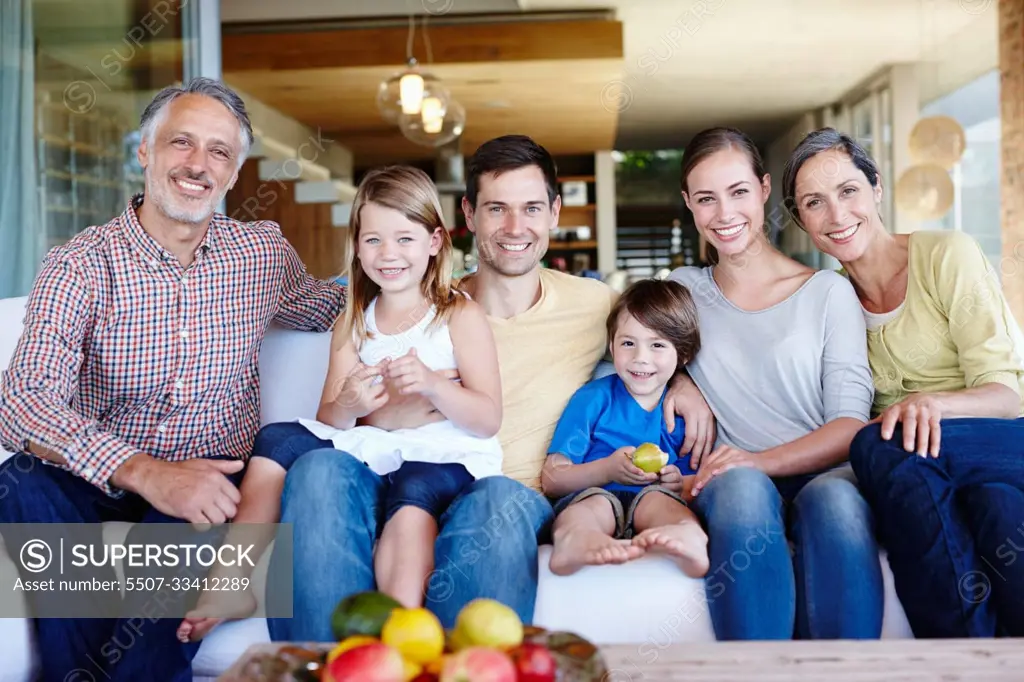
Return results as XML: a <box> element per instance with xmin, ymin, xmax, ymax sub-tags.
<box><xmin>377</xmin><ymin>15</ymin><xmax>451</xmax><ymax>124</ymax></box>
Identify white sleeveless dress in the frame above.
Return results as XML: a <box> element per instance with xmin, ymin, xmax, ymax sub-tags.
<box><xmin>297</xmin><ymin>298</ymin><xmax>503</xmax><ymax>480</ymax></box>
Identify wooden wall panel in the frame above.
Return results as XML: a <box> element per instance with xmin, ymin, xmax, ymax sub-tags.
<box><xmin>225</xmin><ymin>159</ymin><xmax>349</xmax><ymax>281</ymax></box>
<box><xmin>1001</xmin><ymin>0</ymin><xmax>1024</xmax><ymax>325</ymax></box>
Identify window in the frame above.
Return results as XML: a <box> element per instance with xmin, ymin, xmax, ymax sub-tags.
<box><xmin>852</xmin><ymin>96</ymin><xmax>874</xmax><ymax>154</ymax></box>
<box><xmin>0</xmin><ymin>0</ymin><xmax>204</xmax><ymax>298</ymax></box>
<box><xmin>919</xmin><ymin>69</ymin><xmax>1002</xmax><ymax>272</ymax></box>
<box><xmin>878</xmin><ymin>87</ymin><xmax>895</xmax><ymax>228</ymax></box>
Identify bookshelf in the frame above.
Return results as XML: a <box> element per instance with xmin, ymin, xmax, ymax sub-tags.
<box><xmin>35</xmin><ymin>95</ymin><xmax>145</xmax><ymax>252</ymax></box>
<box><xmin>549</xmin><ymin>173</ymin><xmax>599</xmax><ymax>273</ymax></box>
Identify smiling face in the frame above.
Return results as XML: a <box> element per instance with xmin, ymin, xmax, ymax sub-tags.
<box><xmin>356</xmin><ymin>202</ymin><xmax>442</xmax><ymax>295</ymax></box>
<box><xmin>682</xmin><ymin>147</ymin><xmax>771</xmax><ymax>260</ymax></box>
<box><xmin>611</xmin><ymin>311</ymin><xmax>679</xmax><ymax>402</ymax></box>
<box><xmin>792</xmin><ymin>148</ymin><xmax>884</xmax><ymax>263</ymax></box>
<box><xmin>463</xmin><ymin>165</ymin><xmax>560</xmax><ymax>277</ymax></box>
<box><xmin>137</xmin><ymin>94</ymin><xmax>242</xmax><ymax>225</ymax></box>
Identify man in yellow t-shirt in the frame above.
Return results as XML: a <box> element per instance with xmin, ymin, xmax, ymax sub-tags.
<box><xmin>357</xmin><ymin>135</ymin><xmax>712</xmax><ymax>627</ymax></box>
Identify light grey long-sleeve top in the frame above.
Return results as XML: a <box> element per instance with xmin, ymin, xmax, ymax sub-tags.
<box><xmin>667</xmin><ymin>266</ymin><xmax>874</xmax><ymax>453</ymax></box>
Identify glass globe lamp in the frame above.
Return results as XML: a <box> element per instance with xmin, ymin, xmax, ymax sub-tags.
<box><xmin>399</xmin><ymin>99</ymin><xmax>466</xmax><ymax>148</ymax></box>
<box><xmin>377</xmin><ymin>59</ymin><xmax>451</xmax><ymax>124</ymax></box>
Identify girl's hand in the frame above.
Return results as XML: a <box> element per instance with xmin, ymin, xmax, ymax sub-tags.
<box><xmin>691</xmin><ymin>445</ymin><xmax>760</xmax><ymax>496</ymax></box>
<box><xmin>877</xmin><ymin>394</ymin><xmax>943</xmax><ymax>457</ymax></box>
<box><xmin>603</xmin><ymin>446</ymin><xmax>659</xmax><ymax>487</ymax></box>
<box><xmin>336</xmin><ymin>361</ymin><xmax>389</xmax><ymax>419</ymax></box>
<box><xmin>385</xmin><ymin>348</ymin><xmax>442</xmax><ymax>397</ymax></box>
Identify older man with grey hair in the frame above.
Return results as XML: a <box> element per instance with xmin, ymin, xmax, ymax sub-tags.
<box><xmin>0</xmin><ymin>77</ymin><xmax>344</xmax><ymax>681</ymax></box>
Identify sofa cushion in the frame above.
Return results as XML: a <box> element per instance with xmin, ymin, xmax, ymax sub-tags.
<box><xmin>257</xmin><ymin>326</ymin><xmax>333</xmax><ymax>425</ymax></box>
<box><xmin>534</xmin><ymin>546</ymin><xmax>913</xmax><ymax>645</ymax></box>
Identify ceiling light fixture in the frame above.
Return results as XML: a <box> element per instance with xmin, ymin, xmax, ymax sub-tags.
<box><xmin>400</xmin><ymin>99</ymin><xmax>466</xmax><ymax>148</ymax></box>
<box><xmin>377</xmin><ymin>14</ymin><xmax>467</xmax><ymax>148</ymax></box>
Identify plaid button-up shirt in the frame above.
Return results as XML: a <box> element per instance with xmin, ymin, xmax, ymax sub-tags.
<box><xmin>0</xmin><ymin>195</ymin><xmax>345</xmax><ymax>496</ymax></box>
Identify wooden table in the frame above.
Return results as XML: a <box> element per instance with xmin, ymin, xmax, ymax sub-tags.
<box><xmin>220</xmin><ymin>638</ymin><xmax>1024</xmax><ymax>681</ymax></box>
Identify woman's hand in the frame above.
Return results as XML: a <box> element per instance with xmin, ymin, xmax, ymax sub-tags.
<box><xmin>877</xmin><ymin>393</ymin><xmax>943</xmax><ymax>457</ymax></box>
<box><xmin>691</xmin><ymin>445</ymin><xmax>761</xmax><ymax>496</ymax></box>
<box><xmin>663</xmin><ymin>374</ymin><xmax>717</xmax><ymax>466</ymax></box>
<box><xmin>603</xmin><ymin>446</ymin><xmax>659</xmax><ymax>487</ymax></box>
<box><xmin>385</xmin><ymin>348</ymin><xmax>443</xmax><ymax>397</ymax></box>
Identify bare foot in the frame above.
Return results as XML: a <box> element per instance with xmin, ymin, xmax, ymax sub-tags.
<box><xmin>632</xmin><ymin>523</ymin><xmax>709</xmax><ymax>578</ymax></box>
<box><xmin>549</xmin><ymin>528</ymin><xmax>645</xmax><ymax>576</ymax></box>
<box><xmin>176</xmin><ymin>588</ymin><xmax>257</xmax><ymax>643</ymax></box>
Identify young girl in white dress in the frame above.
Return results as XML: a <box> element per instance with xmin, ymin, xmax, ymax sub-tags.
<box><xmin>177</xmin><ymin>165</ymin><xmax>502</xmax><ymax>641</ymax></box>
<box><xmin>299</xmin><ymin>164</ymin><xmax>504</xmax><ymax>609</ymax></box>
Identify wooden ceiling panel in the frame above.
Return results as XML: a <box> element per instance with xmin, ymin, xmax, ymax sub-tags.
<box><xmin>221</xmin><ymin>20</ymin><xmax>623</xmax><ymax>72</ymax></box>
<box><xmin>225</xmin><ymin>59</ymin><xmax>621</xmax><ymax>163</ymax></box>
<box><xmin>222</xmin><ymin>18</ymin><xmax>624</xmax><ymax>165</ymax></box>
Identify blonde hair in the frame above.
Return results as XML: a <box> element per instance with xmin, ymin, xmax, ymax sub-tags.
<box><xmin>340</xmin><ymin>165</ymin><xmax>461</xmax><ymax>347</ymax></box>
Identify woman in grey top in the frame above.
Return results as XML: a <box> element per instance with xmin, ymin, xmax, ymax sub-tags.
<box><xmin>668</xmin><ymin>127</ymin><xmax>883</xmax><ymax>640</ymax></box>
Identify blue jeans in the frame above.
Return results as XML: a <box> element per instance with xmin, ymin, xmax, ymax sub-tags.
<box><xmin>0</xmin><ymin>453</ymin><xmax>244</xmax><ymax>682</ymax></box>
<box><xmin>691</xmin><ymin>465</ymin><xmax>883</xmax><ymax>640</ymax></box>
<box><xmin>265</xmin><ymin>448</ymin><xmax>554</xmax><ymax>640</ymax></box>
<box><xmin>384</xmin><ymin>461</ymin><xmax>474</xmax><ymax>522</ymax></box>
<box><xmin>850</xmin><ymin>418</ymin><xmax>1024</xmax><ymax>638</ymax></box>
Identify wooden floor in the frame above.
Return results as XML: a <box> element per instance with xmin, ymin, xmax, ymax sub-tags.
<box><xmin>221</xmin><ymin>639</ymin><xmax>1024</xmax><ymax>681</ymax></box>
<box><xmin>598</xmin><ymin>638</ymin><xmax>1024</xmax><ymax>681</ymax></box>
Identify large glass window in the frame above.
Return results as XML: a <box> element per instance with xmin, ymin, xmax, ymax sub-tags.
<box><xmin>919</xmin><ymin>69</ymin><xmax>1002</xmax><ymax>271</ymax></box>
<box><xmin>852</xmin><ymin>96</ymin><xmax>874</xmax><ymax>154</ymax></box>
<box><xmin>0</xmin><ymin>0</ymin><xmax>195</xmax><ymax>298</ymax></box>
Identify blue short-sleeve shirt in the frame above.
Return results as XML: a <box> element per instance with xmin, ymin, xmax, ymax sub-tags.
<box><xmin>548</xmin><ymin>374</ymin><xmax>696</xmax><ymax>493</ymax></box>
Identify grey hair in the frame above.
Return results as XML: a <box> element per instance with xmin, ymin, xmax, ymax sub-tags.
<box><xmin>139</xmin><ymin>77</ymin><xmax>255</xmax><ymax>167</ymax></box>
<box><xmin>781</xmin><ymin>127</ymin><xmax>880</xmax><ymax>226</ymax></box>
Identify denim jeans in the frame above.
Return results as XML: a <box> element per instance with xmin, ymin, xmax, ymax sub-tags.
<box><xmin>383</xmin><ymin>460</ymin><xmax>474</xmax><ymax>522</ymax></box>
<box><xmin>690</xmin><ymin>465</ymin><xmax>883</xmax><ymax>640</ymax></box>
<box><xmin>850</xmin><ymin>418</ymin><xmax>1024</xmax><ymax>638</ymax></box>
<box><xmin>266</xmin><ymin>448</ymin><xmax>554</xmax><ymax>641</ymax></box>
<box><xmin>0</xmin><ymin>453</ymin><xmax>244</xmax><ymax>682</ymax></box>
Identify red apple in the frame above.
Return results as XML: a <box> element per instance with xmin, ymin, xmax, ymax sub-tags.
<box><xmin>324</xmin><ymin>642</ymin><xmax>405</xmax><ymax>682</ymax></box>
<box><xmin>509</xmin><ymin>643</ymin><xmax>557</xmax><ymax>682</ymax></box>
<box><xmin>440</xmin><ymin>646</ymin><xmax>517</xmax><ymax>682</ymax></box>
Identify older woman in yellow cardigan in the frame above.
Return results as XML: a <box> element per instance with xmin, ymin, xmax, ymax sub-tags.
<box><xmin>783</xmin><ymin>127</ymin><xmax>1024</xmax><ymax>640</ymax></box>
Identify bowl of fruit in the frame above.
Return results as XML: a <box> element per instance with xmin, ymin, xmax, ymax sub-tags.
<box><xmin>228</xmin><ymin>592</ymin><xmax>608</xmax><ymax>681</ymax></box>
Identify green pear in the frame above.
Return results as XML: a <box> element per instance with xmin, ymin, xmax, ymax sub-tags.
<box><xmin>632</xmin><ymin>443</ymin><xmax>668</xmax><ymax>474</ymax></box>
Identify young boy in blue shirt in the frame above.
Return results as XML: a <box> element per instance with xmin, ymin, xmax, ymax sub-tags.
<box><xmin>541</xmin><ymin>279</ymin><xmax>709</xmax><ymax>578</ymax></box>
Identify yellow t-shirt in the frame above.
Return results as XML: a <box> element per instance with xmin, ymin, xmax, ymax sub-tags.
<box><xmin>866</xmin><ymin>230</ymin><xmax>1024</xmax><ymax>416</ymax></box>
<box><xmin>478</xmin><ymin>269</ymin><xmax>615</xmax><ymax>491</ymax></box>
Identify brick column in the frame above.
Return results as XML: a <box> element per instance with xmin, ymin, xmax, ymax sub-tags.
<box><xmin>1000</xmin><ymin>0</ymin><xmax>1024</xmax><ymax>324</ymax></box>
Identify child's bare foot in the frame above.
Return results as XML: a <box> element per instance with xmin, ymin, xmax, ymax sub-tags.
<box><xmin>549</xmin><ymin>528</ymin><xmax>645</xmax><ymax>576</ymax></box>
<box><xmin>176</xmin><ymin>588</ymin><xmax>257</xmax><ymax>643</ymax></box>
<box><xmin>632</xmin><ymin>523</ymin><xmax>709</xmax><ymax>578</ymax></box>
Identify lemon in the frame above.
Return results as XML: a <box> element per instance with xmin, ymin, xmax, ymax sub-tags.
<box><xmin>632</xmin><ymin>442</ymin><xmax>668</xmax><ymax>473</ymax></box>
<box><xmin>450</xmin><ymin>598</ymin><xmax>523</xmax><ymax>651</ymax></box>
<box><xmin>381</xmin><ymin>607</ymin><xmax>445</xmax><ymax>665</ymax></box>
<box><xmin>326</xmin><ymin>635</ymin><xmax>378</xmax><ymax>663</ymax></box>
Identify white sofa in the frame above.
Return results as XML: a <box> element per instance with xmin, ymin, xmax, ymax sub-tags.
<box><xmin>0</xmin><ymin>295</ymin><xmax>913</xmax><ymax>681</ymax></box>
